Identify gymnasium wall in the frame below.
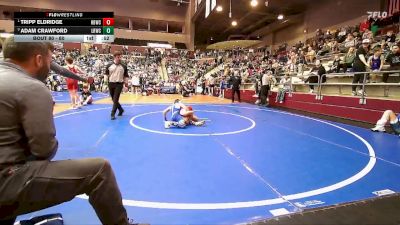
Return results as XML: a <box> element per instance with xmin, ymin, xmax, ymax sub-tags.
<box><xmin>0</xmin><ymin>19</ymin><xmax>12</xmax><ymax>32</ymax></box>
<box><xmin>114</xmin><ymin>29</ymin><xmax>188</xmax><ymax>46</ymax></box>
<box><xmin>184</xmin><ymin>0</ymin><xmax>196</xmax><ymax>50</ymax></box>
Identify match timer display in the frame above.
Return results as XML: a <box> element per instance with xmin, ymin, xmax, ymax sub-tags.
<box><xmin>14</xmin><ymin>12</ymin><xmax>115</xmax><ymax>43</ymax></box>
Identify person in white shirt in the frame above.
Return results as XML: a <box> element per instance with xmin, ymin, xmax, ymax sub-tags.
<box><xmin>260</xmin><ymin>71</ymin><xmax>276</xmax><ymax>106</ymax></box>
<box><xmin>131</xmin><ymin>75</ymin><xmax>140</xmax><ymax>94</ymax></box>
<box><xmin>208</xmin><ymin>76</ymin><xmax>215</xmax><ymax>96</ymax></box>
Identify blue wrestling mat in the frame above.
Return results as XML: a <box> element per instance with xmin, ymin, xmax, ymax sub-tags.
<box><xmin>17</xmin><ymin>104</ymin><xmax>400</xmax><ymax>224</ymax></box>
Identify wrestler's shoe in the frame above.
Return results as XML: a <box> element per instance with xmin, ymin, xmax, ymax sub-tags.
<box><xmin>164</xmin><ymin>121</ymin><xmax>172</xmax><ymax>129</ymax></box>
<box><xmin>165</xmin><ymin>121</ymin><xmax>180</xmax><ymax>128</ymax></box>
<box><xmin>192</xmin><ymin>120</ymin><xmax>205</xmax><ymax>126</ymax></box>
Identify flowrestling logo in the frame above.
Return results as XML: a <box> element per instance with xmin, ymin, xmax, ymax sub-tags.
<box><xmin>367</xmin><ymin>11</ymin><xmax>388</xmax><ymax>19</ymax></box>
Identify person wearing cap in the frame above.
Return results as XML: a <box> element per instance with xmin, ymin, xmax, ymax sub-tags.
<box><xmin>352</xmin><ymin>39</ymin><xmax>371</xmax><ymax>96</ymax></box>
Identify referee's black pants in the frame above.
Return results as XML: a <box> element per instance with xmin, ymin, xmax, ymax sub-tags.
<box><xmin>108</xmin><ymin>82</ymin><xmax>124</xmax><ymax>117</ymax></box>
<box><xmin>260</xmin><ymin>85</ymin><xmax>270</xmax><ymax>105</ymax></box>
<box><xmin>352</xmin><ymin>67</ymin><xmax>366</xmax><ymax>92</ymax></box>
<box><xmin>232</xmin><ymin>88</ymin><xmax>241</xmax><ymax>103</ymax></box>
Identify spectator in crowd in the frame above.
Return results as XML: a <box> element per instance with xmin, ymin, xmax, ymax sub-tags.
<box><xmin>259</xmin><ymin>71</ymin><xmax>272</xmax><ymax>106</ymax></box>
<box><xmin>80</xmin><ymin>85</ymin><xmax>93</xmax><ymax>105</ymax></box>
<box><xmin>21</xmin><ymin>18</ymin><xmax>400</xmax><ymax>105</ymax></box>
<box><xmin>352</xmin><ymin>39</ymin><xmax>370</xmax><ymax>96</ymax></box>
<box><xmin>330</xmin><ymin>40</ymin><xmax>340</xmax><ymax>53</ymax></box>
<box><xmin>381</xmin><ymin>40</ymin><xmax>391</xmax><ymax>58</ymax></box>
<box><xmin>219</xmin><ymin>76</ymin><xmax>226</xmax><ymax>98</ymax></box>
<box><xmin>106</xmin><ymin>51</ymin><xmax>128</xmax><ymax>120</ymax></box>
<box><xmin>337</xmin><ymin>27</ymin><xmax>348</xmax><ymax>42</ymax></box>
<box><xmin>317</xmin><ymin>42</ymin><xmax>330</xmax><ymax>57</ymax></box>
<box><xmin>0</xmin><ymin>38</ymin><xmax>130</xmax><ymax>225</ymax></box>
<box><xmin>385</xmin><ymin>31</ymin><xmax>396</xmax><ymax>47</ymax></box>
<box><xmin>297</xmin><ymin>50</ymin><xmax>307</xmax><ymax>72</ymax></box>
<box><xmin>131</xmin><ymin>74</ymin><xmax>140</xmax><ymax>95</ymax></box>
<box><xmin>306</xmin><ymin>46</ymin><xmax>316</xmax><ymax>63</ymax></box>
<box><xmin>359</xmin><ymin>19</ymin><xmax>371</xmax><ymax>33</ymax></box>
<box><xmin>362</xmin><ymin>30</ymin><xmax>373</xmax><ymax>41</ymax></box>
<box><xmin>276</xmin><ymin>74</ymin><xmax>291</xmax><ymax>103</ymax></box>
<box><xmin>208</xmin><ymin>75</ymin><xmax>216</xmax><ymax>96</ymax></box>
<box><xmin>368</xmin><ymin>47</ymin><xmax>384</xmax><ymax>83</ymax></box>
<box><xmin>340</xmin><ymin>47</ymin><xmax>356</xmax><ymax>73</ymax></box>
<box><xmin>229</xmin><ymin>70</ymin><xmax>242</xmax><ymax>103</ymax></box>
<box><xmin>87</xmin><ymin>75</ymin><xmax>95</xmax><ymax>91</ymax></box>
<box><xmin>343</xmin><ymin>34</ymin><xmax>357</xmax><ymax>51</ymax></box>
<box><xmin>371</xmin><ymin>110</ymin><xmax>400</xmax><ymax>137</ymax></box>
<box><xmin>329</xmin><ymin>54</ymin><xmax>341</xmax><ymax>73</ymax></box>
<box><xmin>181</xmin><ymin>80</ymin><xmax>192</xmax><ymax>97</ymax></box>
<box><xmin>201</xmin><ymin>78</ymin><xmax>207</xmax><ymax>95</ymax></box>
<box><xmin>383</xmin><ymin>44</ymin><xmax>400</xmax><ymax>83</ymax></box>
<box><xmin>305</xmin><ymin>60</ymin><xmax>326</xmax><ymax>93</ymax></box>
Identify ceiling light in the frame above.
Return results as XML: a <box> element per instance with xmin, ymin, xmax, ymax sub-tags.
<box><xmin>216</xmin><ymin>5</ymin><xmax>223</xmax><ymax>12</ymax></box>
<box><xmin>231</xmin><ymin>20</ymin><xmax>238</xmax><ymax>26</ymax></box>
<box><xmin>277</xmin><ymin>14</ymin><xmax>284</xmax><ymax>20</ymax></box>
<box><xmin>250</xmin><ymin>0</ymin><xmax>258</xmax><ymax>7</ymax></box>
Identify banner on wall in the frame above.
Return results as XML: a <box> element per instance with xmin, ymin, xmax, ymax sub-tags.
<box><xmin>205</xmin><ymin>0</ymin><xmax>217</xmax><ymax>18</ymax></box>
<box><xmin>205</xmin><ymin>0</ymin><xmax>210</xmax><ymax>18</ymax></box>
<box><xmin>211</xmin><ymin>0</ymin><xmax>216</xmax><ymax>11</ymax></box>
<box><xmin>388</xmin><ymin>0</ymin><xmax>400</xmax><ymax>16</ymax></box>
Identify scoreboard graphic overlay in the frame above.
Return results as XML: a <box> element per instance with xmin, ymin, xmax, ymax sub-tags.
<box><xmin>14</xmin><ymin>12</ymin><xmax>114</xmax><ymax>43</ymax></box>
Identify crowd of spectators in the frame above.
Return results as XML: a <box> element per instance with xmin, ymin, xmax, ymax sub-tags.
<box><xmin>47</xmin><ymin>47</ymin><xmax>164</xmax><ymax>94</ymax></box>
<box><xmin>46</xmin><ymin>16</ymin><xmax>400</xmax><ymax>101</ymax></box>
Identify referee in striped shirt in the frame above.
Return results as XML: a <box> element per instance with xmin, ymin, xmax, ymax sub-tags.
<box><xmin>106</xmin><ymin>51</ymin><xmax>129</xmax><ymax>120</ymax></box>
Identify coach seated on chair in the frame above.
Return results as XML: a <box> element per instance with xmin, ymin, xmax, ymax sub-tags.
<box><xmin>0</xmin><ymin>37</ymin><xmax>130</xmax><ymax>225</ymax></box>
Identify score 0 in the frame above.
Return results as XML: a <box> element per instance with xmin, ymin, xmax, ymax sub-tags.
<box><xmin>103</xmin><ymin>18</ymin><xmax>114</xmax><ymax>26</ymax></box>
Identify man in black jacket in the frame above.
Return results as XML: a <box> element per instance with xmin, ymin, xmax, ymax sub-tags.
<box><xmin>352</xmin><ymin>39</ymin><xmax>370</xmax><ymax>96</ymax></box>
<box><xmin>383</xmin><ymin>44</ymin><xmax>400</xmax><ymax>83</ymax></box>
<box><xmin>106</xmin><ymin>51</ymin><xmax>129</xmax><ymax>120</ymax></box>
<box><xmin>229</xmin><ymin>71</ymin><xmax>242</xmax><ymax>103</ymax></box>
<box><xmin>305</xmin><ymin>60</ymin><xmax>326</xmax><ymax>93</ymax></box>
